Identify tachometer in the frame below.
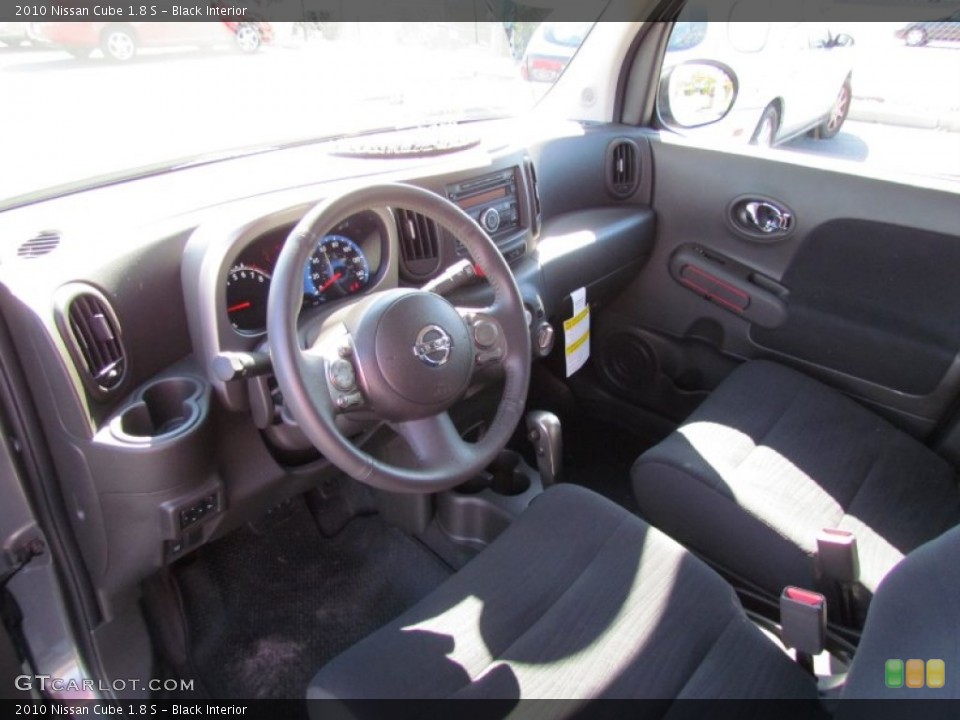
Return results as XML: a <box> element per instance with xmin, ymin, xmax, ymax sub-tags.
<box><xmin>304</xmin><ymin>235</ymin><xmax>370</xmax><ymax>305</ymax></box>
<box><xmin>226</xmin><ymin>265</ymin><xmax>271</xmax><ymax>333</ymax></box>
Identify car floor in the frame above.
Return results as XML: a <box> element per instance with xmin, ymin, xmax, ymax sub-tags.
<box><xmin>161</xmin><ymin>366</ymin><xmax>664</xmax><ymax>701</ymax></box>
<box><xmin>518</xmin><ymin>364</ymin><xmax>669</xmax><ymax>516</ymax></box>
<box><xmin>556</xmin><ymin>417</ymin><xmax>650</xmax><ymax>514</ymax></box>
<box><xmin>169</xmin><ymin>498</ymin><xmax>453</xmax><ymax>700</ymax></box>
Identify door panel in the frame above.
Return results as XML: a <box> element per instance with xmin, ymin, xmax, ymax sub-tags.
<box><xmin>599</xmin><ymin>137</ymin><xmax>960</xmax><ymax>436</ymax></box>
<box><xmin>751</xmin><ymin>219</ymin><xmax>960</xmax><ymax>396</ymax></box>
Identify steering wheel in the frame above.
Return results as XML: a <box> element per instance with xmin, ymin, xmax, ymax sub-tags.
<box><xmin>267</xmin><ymin>183</ymin><xmax>531</xmax><ymax>493</ymax></box>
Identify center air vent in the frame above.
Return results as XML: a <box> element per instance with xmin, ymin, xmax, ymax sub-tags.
<box><xmin>523</xmin><ymin>156</ymin><xmax>541</xmax><ymax>238</ymax></box>
<box><xmin>17</xmin><ymin>230</ymin><xmax>61</xmax><ymax>259</ymax></box>
<box><xmin>55</xmin><ymin>285</ymin><xmax>127</xmax><ymax>395</ymax></box>
<box><xmin>607</xmin><ymin>139</ymin><xmax>640</xmax><ymax>198</ymax></box>
<box><xmin>396</xmin><ymin>209</ymin><xmax>441</xmax><ymax>277</ymax></box>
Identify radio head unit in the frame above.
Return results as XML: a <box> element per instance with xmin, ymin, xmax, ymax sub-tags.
<box><xmin>447</xmin><ymin>167</ymin><xmax>523</xmax><ymax>240</ymax></box>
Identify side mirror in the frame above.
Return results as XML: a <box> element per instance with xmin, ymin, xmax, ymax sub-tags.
<box><xmin>659</xmin><ymin>61</ymin><xmax>738</xmax><ymax>129</ymax></box>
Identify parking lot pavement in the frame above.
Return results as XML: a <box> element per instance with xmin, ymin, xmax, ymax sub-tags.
<box><xmin>782</xmin><ymin>120</ymin><xmax>960</xmax><ymax>181</ymax></box>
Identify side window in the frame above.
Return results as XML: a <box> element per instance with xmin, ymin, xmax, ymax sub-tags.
<box><xmin>657</xmin><ymin>7</ymin><xmax>960</xmax><ymax>186</ymax></box>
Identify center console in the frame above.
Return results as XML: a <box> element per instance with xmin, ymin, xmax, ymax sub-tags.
<box><xmin>437</xmin><ymin>410</ymin><xmax>562</xmax><ymax>549</ymax></box>
<box><xmin>446</xmin><ymin>166</ymin><xmax>531</xmax><ymax>263</ymax></box>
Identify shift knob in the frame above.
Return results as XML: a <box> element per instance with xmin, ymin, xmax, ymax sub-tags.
<box><xmin>525</xmin><ymin>411</ymin><xmax>562</xmax><ymax>487</ymax></box>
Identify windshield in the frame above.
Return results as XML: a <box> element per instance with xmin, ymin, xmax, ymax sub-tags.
<box><xmin>2</xmin><ymin>20</ymin><xmax>595</xmax><ymax>204</ymax></box>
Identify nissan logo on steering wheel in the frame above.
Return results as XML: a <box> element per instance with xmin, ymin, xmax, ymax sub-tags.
<box><xmin>413</xmin><ymin>325</ymin><xmax>453</xmax><ymax>367</ymax></box>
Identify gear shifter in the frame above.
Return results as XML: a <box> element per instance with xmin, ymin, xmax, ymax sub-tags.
<box><xmin>525</xmin><ymin>411</ymin><xmax>562</xmax><ymax>487</ymax></box>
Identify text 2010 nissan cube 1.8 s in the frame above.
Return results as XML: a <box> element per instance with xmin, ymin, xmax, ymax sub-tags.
<box><xmin>0</xmin><ymin>0</ymin><xmax>959</xmax><ymax>715</ymax></box>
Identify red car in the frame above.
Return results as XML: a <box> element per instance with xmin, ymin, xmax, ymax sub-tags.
<box><xmin>31</xmin><ymin>21</ymin><xmax>273</xmax><ymax>61</ymax></box>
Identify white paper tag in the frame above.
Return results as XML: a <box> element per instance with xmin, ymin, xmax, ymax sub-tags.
<box><xmin>564</xmin><ymin>287</ymin><xmax>589</xmax><ymax>377</ymax></box>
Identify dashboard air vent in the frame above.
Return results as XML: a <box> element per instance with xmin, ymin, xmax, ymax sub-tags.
<box><xmin>607</xmin><ymin>139</ymin><xmax>640</xmax><ymax>198</ymax></box>
<box><xmin>57</xmin><ymin>287</ymin><xmax>127</xmax><ymax>394</ymax></box>
<box><xmin>396</xmin><ymin>209</ymin><xmax>441</xmax><ymax>276</ymax></box>
<box><xmin>17</xmin><ymin>230</ymin><xmax>61</xmax><ymax>259</ymax></box>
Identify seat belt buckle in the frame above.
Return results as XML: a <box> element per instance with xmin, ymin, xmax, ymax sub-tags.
<box><xmin>816</xmin><ymin>528</ymin><xmax>860</xmax><ymax>583</ymax></box>
<box><xmin>780</xmin><ymin>586</ymin><xmax>827</xmax><ymax>657</ymax></box>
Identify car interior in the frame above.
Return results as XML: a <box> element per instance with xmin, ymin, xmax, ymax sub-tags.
<box><xmin>1</xmin><ymin>7</ymin><xmax>959</xmax><ymax>710</ymax></box>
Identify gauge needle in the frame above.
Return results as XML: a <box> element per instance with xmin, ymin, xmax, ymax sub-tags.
<box><xmin>319</xmin><ymin>272</ymin><xmax>342</xmax><ymax>292</ymax></box>
<box><xmin>227</xmin><ymin>301</ymin><xmax>252</xmax><ymax>313</ymax></box>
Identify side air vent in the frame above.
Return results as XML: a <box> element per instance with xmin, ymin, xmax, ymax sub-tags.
<box><xmin>17</xmin><ymin>230</ymin><xmax>61</xmax><ymax>259</ymax></box>
<box><xmin>55</xmin><ymin>285</ymin><xmax>127</xmax><ymax>395</ymax></box>
<box><xmin>607</xmin><ymin>139</ymin><xmax>640</xmax><ymax>198</ymax></box>
<box><xmin>395</xmin><ymin>208</ymin><xmax>441</xmax><ymax>277</ymax></box>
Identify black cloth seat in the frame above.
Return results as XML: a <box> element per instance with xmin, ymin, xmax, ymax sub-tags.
<box><xmin>631</xmin><ymin>360</ymin><xmax>960</xmax><ymax>610</ymax></box>
<box><xmin>308</xmin><ymin>484</ymin><xmax>816</xmax><ymax>700</ymax></box>
<box><xmin>308</xmin><ymin>483</ymin><xmax>960</xmax><ymax>701</ymax></box>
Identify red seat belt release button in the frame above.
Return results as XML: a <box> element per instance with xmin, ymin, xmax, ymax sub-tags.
<box><xmin>780</xmin><ymin>586</ymin><xmax>827</xmax><ymax>656</ymax></box>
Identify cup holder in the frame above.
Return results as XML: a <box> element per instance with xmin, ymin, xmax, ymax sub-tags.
<box><xmin>116</xmin><ymin>377</ymin><xmax>203</xmax><ymax>440</ymax></box>
<box><xmin>487</xmin><ymin>450</ymin><xmax>531</xmax><ymax>497</ymax></box>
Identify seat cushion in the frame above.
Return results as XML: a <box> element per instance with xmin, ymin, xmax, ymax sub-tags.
<box><xmin>842</xmin><ymin>523</ymin><xmax>960</xmax><ymax>699</ymax></box>
<box><xmin>308</xmin><ymin>484</ymin><xmax>815</xmax><ymax>700</ymax></box>
<box><xmin>632</xmin><ymin>360</ymin><xmax>960</xmax><ymax>601</ymax></box>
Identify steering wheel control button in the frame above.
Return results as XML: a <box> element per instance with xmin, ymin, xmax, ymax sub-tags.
<box><xmin>336</xmin><ymin>391</ymin><xmax>363</xmax><ymax>410</ymax></box>
<box><xmin>477</xmin><ymin>347</ymin><xmax>504</xmax><ymax>365</ymax></box>
<box><xmin>414</xmin><ymin>325</ymin><xmax>454</xmax><ymax>367</ymax></box>
<box><xmin>472</xmin><ymin>319</ymin><xmax>500</xmax><ymax>349</ymax></box>
<box><xmin>328</xmin><ymin>358</ymin><xmax>357</xmax><ymax>392</ymax></box>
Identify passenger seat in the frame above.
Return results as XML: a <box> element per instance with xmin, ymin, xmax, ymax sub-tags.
<box><xmin>631</xmin><ymin>360</ymin><xmax>960</xmax><ymax>622</ymax></box>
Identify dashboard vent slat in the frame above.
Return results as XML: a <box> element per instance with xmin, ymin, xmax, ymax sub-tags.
<box><xmin>524</xmin><ymin>156</ymin><xmax>541</xmax><ymax>238</ymax></box>
<box><xmin>396</xmin><ymin>209</ymin><xmax>441</xmax><ymax>277</ymax></box>
<box><xmin>607</xmin><ymin>139</ymin><xmax>640</xmax><ymax>198</ymax></box>
<box><xmin>17</xmin><ymin>230</ymin><xmax>61</xmax><ymax>259</ymax></box>
<box><xmin>59</xmin><ymin>288</ymin><xmax>126</xmax><ymax>394</ymax></box>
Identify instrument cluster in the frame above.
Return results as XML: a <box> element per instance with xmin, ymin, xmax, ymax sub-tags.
<box><xmin>225</xmin><ymin>211</ymin><xmax>384</xmax><ymax>334</ymax></box>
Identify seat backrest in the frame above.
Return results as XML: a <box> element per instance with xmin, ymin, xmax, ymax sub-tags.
<box><xmin>842</xmin><ymin>524</ymin><xmax>960</xmax><ymax>698</ymax></box>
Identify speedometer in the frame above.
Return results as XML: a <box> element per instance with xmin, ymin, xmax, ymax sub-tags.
<box><xmin>304</xmin><ymin>235</ymin><xmax>370</xmax><ymax>305</ymax></box>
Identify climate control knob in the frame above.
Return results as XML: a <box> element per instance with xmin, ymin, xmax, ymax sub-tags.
<box><xmin>480</xmin><ymin>207</ymin><xmax>501</xmax><ymax>234</ymax></box>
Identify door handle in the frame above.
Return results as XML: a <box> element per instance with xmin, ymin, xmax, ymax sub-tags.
<box><xmin>740</xmin><ymin>200</ymin><xmax>793</xmax><ymax>234</ymax></box>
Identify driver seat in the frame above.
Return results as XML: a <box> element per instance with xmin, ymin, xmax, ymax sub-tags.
<box><xmin>307</xmin><ymin>484</ymin><xmax>959</xmax><ymax>700</ymax></box>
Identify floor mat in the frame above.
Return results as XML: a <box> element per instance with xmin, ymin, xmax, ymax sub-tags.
<box><xmin>174</xmin><ymin>500</ymin><xmax>452</xmax><ymax>700</ymax></box>
<box><xmin>560</xmin><ymin>418</ymin><xmax>654</xmax><ymax>514</ymax></box>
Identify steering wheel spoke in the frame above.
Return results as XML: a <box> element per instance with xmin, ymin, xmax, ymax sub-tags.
<box><xmin>303</xmin><ymin>331</ymin><xmax>366</xmax><ymax>415</ymax></box>
<box><xmin>391</xmin><ymin>412</ymin><xmax>474</xmax><ymax>468</ymax></box>
<box><xmin>296</xmin><ymin>348</ymin><xmax>339</xmax><ymax>420</ymax></box>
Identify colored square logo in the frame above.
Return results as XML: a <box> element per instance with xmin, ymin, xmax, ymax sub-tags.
<box><xmin>927</xmin><ymin>660</ymin><xmax>945</xmax><ymax>689</ymax></box>
<box><xmin>885</xmin><ymin>659</ymin><xmax>904</xmax><ymax>688</ymax></box>
<box><xmin>906</xmin><ymin>659</ymin><xmax>925</xmax><ymax>688</ymax></box>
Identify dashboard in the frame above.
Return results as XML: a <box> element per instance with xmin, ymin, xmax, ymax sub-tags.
<box><xmin>0</xmin><ymin>119</ymin><xmax>656</xmax><ymax>610</ymax></box>
<box><xmin>224</xmin><ymin>211</ymin><xmax>386</xmax><ymax>335</ymax></box>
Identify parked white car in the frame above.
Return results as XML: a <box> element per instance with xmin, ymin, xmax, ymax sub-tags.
<box><xmin>660</xmin><ymin>21</ymin><xmax>855</xmax><ymax>145</ymax></box>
